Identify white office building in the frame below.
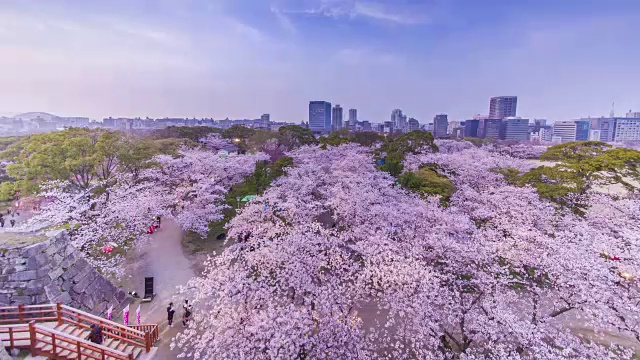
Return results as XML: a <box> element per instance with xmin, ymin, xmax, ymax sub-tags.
<box><xmin>553</xmin><ymin>121</ymin><xmax>577</xmax><ymax>142</ymax></box>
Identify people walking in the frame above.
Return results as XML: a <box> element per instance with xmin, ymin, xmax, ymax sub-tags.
<box><xmin>88</xmin><ymin>324</ymin><xmax>103</xmax><ymax>345</ymax></box>
<box><xmin>182</xmin><ymin>300</ymin><xmax>192</xmax><ymax>327</ymax></box>
<box><xmin>167</xmin><ymin>302</ymin><xmax>175</xmax><ymax>327</ymax></box>
<box><xmin>10</xmin><ymin>219</ymin><xmax>15</xmax><ymax>228</ymax></box>
<box><xmin>156</xmin><ymin>215</ymin><xmax>161</xmax><ymax>228</ymax></box>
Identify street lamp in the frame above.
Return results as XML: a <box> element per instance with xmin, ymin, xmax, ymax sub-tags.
<box><xmin>233</xmin><ymin>138</ymin><xmax>241</xmax><ymax>143</ymax></box>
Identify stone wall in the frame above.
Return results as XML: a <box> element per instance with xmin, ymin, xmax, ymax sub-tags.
<box><xmin>0</xmin><ymin>231</ymin><xmax>131</xmax><ymax>316</ymax></box>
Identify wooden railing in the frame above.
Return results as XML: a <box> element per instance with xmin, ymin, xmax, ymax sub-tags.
<box><xmin>0</xmin><ymin>323</ymin><xmax>29</xmax><ymax>349</ymax></box>
<box><xmin>29</xmin><ymin>321</ymin><xmax>133</xmax><ymax>360</ymax></box>
<box><xmin>0</xmin><ymin>303</ymin><xmax>158</xmax><ymax>352</ymax></box>
<box><xmin>129</xmin><ymin>324</ymin><xmax>159</xmax><ymax>350</ymax></box>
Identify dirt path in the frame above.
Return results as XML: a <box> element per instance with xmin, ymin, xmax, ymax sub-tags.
<box><xmin>122</xmin><ymin>218</ymin><xmax>198</xmax><ymax>359</ymax></box>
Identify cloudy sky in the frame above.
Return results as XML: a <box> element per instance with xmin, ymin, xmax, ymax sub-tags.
<box><xmin>0</xmin><ymin>0</ymin><xmax>638</xmax><ymax>123</ymax></box>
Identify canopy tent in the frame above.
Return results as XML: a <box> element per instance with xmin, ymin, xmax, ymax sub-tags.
<box><xmin>240</xmin><ymin>195</ymin><xmax>257</xmax><ymax>202</ymax></box>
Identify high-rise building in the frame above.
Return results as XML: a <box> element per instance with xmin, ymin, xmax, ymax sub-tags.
<box><xmin>332</xmin><ymin>105</ymin><xmax>343</xmax><ymax>130</ymax></box>
<box><xmin>589</xmin><ymin>130</ymin><xmax>601</xmax><ymax>141</ymax></box>
<box><xmin>433</xmin><ymin>114</ymin><xmax>448</xmax><ymax>138</ymax></box>
<box><xmin>348</xmin><ymin>109</ymin><xmax>358</xmax><ymax>127</ymax></box>
<box><xmin>503</xmin><ymin>117</ymin><xmax>529</xmax><ymax>141</ymax></box>
<box><xmin>447</xmin><ymin>121</ymin><xmax>460</xmax><ymax>135</ymax></box>
<box><xmin>489</xmin><ymin>96</ymin><xmax>518</xmax><ymax>119</ymax></box>
<box><xmin>483</xmin><ymin>119</ymin><xmax>503</xmax><ymax>139</ymax></box>
<box><xmin>391</xmin><ymin>109</ymin><xmax>407</xmax><ymax>132</ymax></box>
<box><xmin>309</xmin><ymin>101</ymin><xmax>332</xmax><ymax>133</ymax></box>
<box><xmin>626</xmin><ymin>110</ymin><xmax>640</xmax><ymax>118</ymax></box>
<box><xmin>553</xmin><ymin>121</ymin><xmax>577</xmax><ymax>142</ymax></box>
<box><xmin>575</xmin><ymin>120</ymin><xmax>590</xmax><ymax>141</ymax></box>
<box><xmin>464</xmin><ymin>120</ymin><xmax>480</xmax><ymax>138</ymax></box>
<box><xmin>260</xmin><ymin>114</ymin><xmax>270</xmax><ymax>128</ymax></box>
<box><xmin>408</xmin><ymin>118</ymin><xmax>419</xmax><ymax>131</ymax></box>
<box><xmin>613</xmin><ymin>118</ymin><xmax>640</xmax><ymax>141</ymax></box>
<box><xmin>452</xmin><ymin>127</ymin><xmax>464</xmax><ymax>139</ymax></box>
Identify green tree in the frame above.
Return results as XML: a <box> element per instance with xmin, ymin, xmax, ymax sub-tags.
<box><xmin>151</xmin><ymin>126</ymin><xmax>221</xmax><ymax>142</ymax></box>
<box><xmin>278</xmin><ymin>125</ymin><xmax>317</xmax><ymax>149</ymax></box>
<box><xmin>398</xmin><ymin>165</ymin><xmax>456</xmax><ymax>206</ymax></box>
<box><xmin>222</xmin><ymin>125</ymin><xmax>256</xmax><ymax>141</ymax></box>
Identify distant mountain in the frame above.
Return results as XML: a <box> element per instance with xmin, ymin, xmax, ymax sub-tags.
<box><xmin>13</xmin><ymin>112</ymin><xmax>60</xmax><ymax>121</ymax></box>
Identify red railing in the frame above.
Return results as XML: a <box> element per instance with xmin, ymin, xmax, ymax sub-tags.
<box><xmin>0</xmin><ymin>303</ymin><xmax>158</xmax><ymax>353</ymax></box>
<box><xmin>0</xmin><ymin>323</ymin><xmax>29</xmax><ymax>349</ymax></box>
<box><xmin>29</xmin><ymin>321</ymin><xmax>133</xmax><ymax>360</ymax></box>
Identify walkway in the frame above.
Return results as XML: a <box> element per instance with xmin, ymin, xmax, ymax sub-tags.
<box><xmin>123</xmin><ymin>218</ymin><xmax>196</xmax><ymax>360</ymax></box>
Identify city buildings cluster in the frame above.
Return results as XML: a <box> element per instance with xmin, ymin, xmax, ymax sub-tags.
<box><xmin>0</xmin><ymin>112</ymin><xmax>295</xmax><ymax>136</ymax></box>
<box><xmin>309</xmin><ymin>96</ymin><xmax>640</xmax><ymax>144</ymax></box>
<box><xmin>2</xmin><ymin>98</ymin><xmax>640</xmax><ymax>144</ymax></box>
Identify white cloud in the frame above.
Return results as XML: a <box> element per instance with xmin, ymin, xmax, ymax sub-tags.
<box><xmin>272</xmin><ymin>0</ymin><xmax>431</xmax><ymax>25</ymax></box>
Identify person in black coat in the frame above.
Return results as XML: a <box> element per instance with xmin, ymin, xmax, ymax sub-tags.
<box><xmin>167</xmin><ymin>302</ymin><xmax>175</xmax><ymax>327</ymax></box>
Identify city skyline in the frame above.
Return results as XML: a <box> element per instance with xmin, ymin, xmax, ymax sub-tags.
<box><xmin>1</xmin><ymin>1</ymin><xmax>639</xmax><ymax>122</ymax></box>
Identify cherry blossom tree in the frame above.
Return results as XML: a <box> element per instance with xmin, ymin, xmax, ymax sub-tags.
<box><xmin>21</xmin><ymin>147</ymin><xmax>268</xmax><ymax>277</ymax></box>
<box><xmin>176</xmin><ymin>144</ymin><xmax>636</xmax><ymax>359</ymax></box>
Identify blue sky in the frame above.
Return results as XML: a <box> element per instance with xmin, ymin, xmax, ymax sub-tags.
<box><xmin>0</xmin><ymin>0</ymin><xmax>638</xmax><ymax>123</ymax></box>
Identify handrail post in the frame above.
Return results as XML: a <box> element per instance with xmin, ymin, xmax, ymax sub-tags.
<box><xmin>56</xmin><ymin>303</ymin><xmax>63</xmax><ymax>325</ymax></box>
<box><xmin>145</xmin><ymin>330</ymin><xmax>151</xmax><ymax>352</ymax></box>
<box><xmin>18</xmin><ymin>304</ymin><xmax>25</xmax><ymax>322</ymax></box>
<box><xmin>77</xmin><ymin>341</ymin><xmax>82</xmax><ymax>360</ymax></box>
<box><xmin>28</xmin><ymin>321</ymin><xmax>36</xmax><ymax>357</ymax></box>
<box><xmin>8</xmin><ymin>327</ymin><xmax>14</xmax><ymax>349</ymax></box>
<box><xmin>52</xmin><ymin>333</ymin><xmax>57</xmax><ymax>355</ymax></box>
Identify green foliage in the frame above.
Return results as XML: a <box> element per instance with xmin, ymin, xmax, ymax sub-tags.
<box><xmin>463</xmin><ymin>138</ymin><xmax>485</xmax><ymax>147</ymax></box>
<box><xmin>221</xmin><ymin>125</ymin><xmax>256</xmax><ymax>141</ymax></box>
<box><xmin>381</xmin><ymin>130</ymin><xmax>439</xmax><ymax>157</ymax></box>
<box><xmin>540</xmin><ymin>141</ymin><xmax>611</xmax><ymax>163</ymax></box>
<box><xmin>150</xmin><ymin>126</ymin><xmax>220</xmax><ymax>142</ymax></box>
<box><xmin>278</xmin><ymin>125</ymin><xmax>317</xmax><ymax>149</ymax></box>
<box><xmin>0</xmin><ymin>136</ymin><xmax>20</xmax><ymax>151</ymax></box>
<box><xmin>379</xmin><ymin>152</ymin><xmax>405</xmax><ymax>177</ymax></box>
<box><xmin>319</xmin><ymin>130</ymin><xmax>385</xmax><ymax>148</ymax></box>
<box><xmin>398</xmin><ymin>165</ymin><xmax>456</xmax><ymax>206</ymax></box>
<box><xmin>246</xmin><ymin>130</ymin><xmax>282</xmax><ymax>152</ymax></box>
<box><xmin>498</xmin><ymin>141</ymin><xmax>640</xmax><ymax>215</ymax></box>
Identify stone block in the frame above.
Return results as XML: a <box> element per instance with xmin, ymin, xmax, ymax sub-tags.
<box><xmin>72</xmin><ymin>271</ymin><xmax>98</xmax><ymax>293</ymax></box>
<box><xmin>37</xmin><ymin>265</ymin><xmax>53</xmax><ymax>278</ymax></box>
<box><xmin>8</xmin><ymin>270</ymin><xmax>37</xmax><ymax>282</ymax></box>
<box><xmin>34</xmin><ymin>253</ymin><xmax>49</xmax><ymax>266</ymax></box>
<box><xmin>10</xmin><ymin>295</ymin><xmax>32</xmax><ymax>305</ymax></box>
<box><xmin>61</xmin><ymin>280</ymin><xmax>73</xmax><ymax>292</ymax></box>
<box><xmin>0</xmin><ymin>294</ymin><xmax>10</xmax><ymax>305</ymax></box>
<box><xmin>13</xmin><ymin>265</ymin><xmax>27</xmax><ymax>273</ymax></box>
<box><xmin>48</xmin><ymin>267</ymin><xmax>64</xmax><ymax>280</ymax></box>
<box><xmin>115</xmin><ymin>289</ymin><xmax>127</xmax><ymax>302</ymax></box>
<box><xmin>53</xmin><ymin>291</ymin><xmax>72</xmax><ymax>305</ymax></box>
<box><xmin>44</xmin><ymin>283</ymin><xmax>62</xmax><ymax>300</ymax></box>
<box><xmin>2</xmin><ymin>266</ymin><xmax>15</xmax><ymax>275</ymax></box>
<box><xmin>59</xmin><ymin>253</ymin><xmax>76</xmax><ymax>269</ymax></box>
<box><xmin>26</xmin><ymin>256</ymin><xmax>40</xmax><ymax>270</ymax></box>
<box><xmin>52</xmin><ymin>253</ymin><xmax>64</xmax><ymax>265</ymax></box>
<box><xmin>64</xmin><ymin>245</ymin><xmax>76</xmax><ymax>257</ymax></box>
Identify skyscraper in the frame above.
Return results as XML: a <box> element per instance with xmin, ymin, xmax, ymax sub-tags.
<box><xmin>348</xmin><ymin>109</ymin><xmax>357</xmax><ymax>127</ymax></box>
<box><xmin>332</xmin><ymin>104</ymin><xmax>343</xmax><ymax>130</ymax></box>
<box><xmin>391</xmin><ymin>109</ymin><xmax>406</xmax><ymax>132</ymax></box>
<box><xmin>260</xmin><ymin>114</ymin><xmax>270</xmax><ymax>128</ymax></box>
<box><xmin>309</xmin><ymin>101</ymin><xmax>332</xmax><ymax>133</ymax></box>
<box><xmin>408</xmin><ymin>118</ymin><xmax>419</xmax><ymax>131</ymax></box>
<box><xmin>483</xmin><ymin>119</ymin><xmax>503</xmax><ymax>139</ymax></box>
<box><xmin>464</xmin><ymin>119</ymin><xmax>480</xmax><ymax>138</ymax></box>
<box><xmin>433</xmin><ymin>114</ymin><xmax>448</xmax><ymax>138</ymax></box>
<box><xmin>503</xmin><ymin>117</ymin><xmax>530</xmax><ymax>141</ymax></box>
<box><xmin>489</xmin><ymin>96</ymin><xmax>518</xmax><ymax>119</ymax></box>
